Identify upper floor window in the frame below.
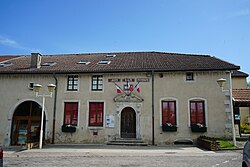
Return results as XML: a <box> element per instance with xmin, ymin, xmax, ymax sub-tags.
<box><xmin>186</xmin><ymin>72</ymin><xmax>194</xmax><ymax>81</ymax></box>
<box><xmin>92</xmin><ymin>75</ymin><xmax>103</xmax><ymax>91</ymax></box>
<box><xmin>162</xmin><ymin>100</ymin><xmax>176</xmax><ymax>126</ymax></box>
<box><xmin>89</xmin><ymin>102</ymin><xmax>104</xmax><ymax>127</ymax></box>
<box><xmin>64</xmin><ymin>102</ymin><xmax>78</xmax><ymax>126</ymax></box>
<box><xmin>190</xmin><ymin>100</ymin><xmax>205</xmax><ymax>126</ymax></box>
<box><xmin>67</xmin><ymin>75</ymin><xmax>78</xmax><ymax>91</ymax></box>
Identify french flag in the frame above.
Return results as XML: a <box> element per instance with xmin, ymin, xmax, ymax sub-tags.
<box><xmin>135</xmin><ymin>83</ymin><xmax>140</xmax><ymax>93</ymax></box>
<box><xmin>128</xmin><ymin>82</ymin><xmax>133</xmax><ymax>92</ymax></box>
<box><xmin>116</xmin><ymin>85</ymin><xmax>122</xmax><ymax>93</ymax></box>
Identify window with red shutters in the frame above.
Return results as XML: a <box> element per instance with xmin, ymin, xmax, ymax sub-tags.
<box><xmin>89</xmin><ymin>102</ymin><xmax>104</xmax><ymax>127</ymax></box>
<box><xmin>190</xmin><ymin>101</ymin><xmax>205</xmax><ymax>125</ymax></box>
<box><xmin>162</xmin><ymin>101</ymin><xmax>176</xmax><ymax>125</ymax></box>
<box><xmin>64</xmin><ymin>102</ymin><xmax>78</xmax><ymax>126</ymax></box>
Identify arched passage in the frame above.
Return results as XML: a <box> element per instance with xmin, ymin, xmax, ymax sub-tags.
<box><xmin>11</xmin><ymin>101</ymin><xmax>44</xmax><ymax>145</ymax></box>
<box><xmin>121</xmin><ymin>107</ymin><xmax>136</xmax><ymax>138</ymax></box>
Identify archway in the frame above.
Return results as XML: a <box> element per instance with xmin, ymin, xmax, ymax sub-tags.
<box><xmin>11</xmin><ymin>101</ymin><xmax>44</xmax><ymax>145</ymax></box>
<box><xmin>121</xmin><ymin>107</ymin><xmax>136</xmax><ymax>138</ymax></box>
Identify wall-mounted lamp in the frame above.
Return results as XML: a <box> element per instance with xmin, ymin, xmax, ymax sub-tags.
<box><xmin>217</xmin><ymin>78</ymin><xmax>227</xmax><ymax>89</ymax></box>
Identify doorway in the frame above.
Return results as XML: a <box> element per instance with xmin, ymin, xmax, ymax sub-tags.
<box><xmin>121</xmin><ymin>107</ymin><xmax>136</xmax><ymax>138</ymax></box>
<box><xmin>11</xmin><ymin>101</ymin><xmax>43</xmax><ymax>145</ymax></box>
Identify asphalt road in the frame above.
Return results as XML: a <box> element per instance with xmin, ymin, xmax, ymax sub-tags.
<box><xmin>2</xmin><ymin>145</ymin><xmax>243</xmax><ymax>167</ymax></box>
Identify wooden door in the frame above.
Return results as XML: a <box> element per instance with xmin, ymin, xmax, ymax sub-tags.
<box><xmin>121</xmin><ymin>107</ymin><xmax>136</xmax><ymax>138</ymax></box>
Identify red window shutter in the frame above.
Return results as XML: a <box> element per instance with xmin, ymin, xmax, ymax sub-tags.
<box><xmin>169</xmin><ymin>102</ymin><xmax>176</xmax><ymax>125</ymax></box>
<box><xmin>162</xmin><ymin>101</ymin><xmax>176</xmax><ymax>125</ymax></box>
<box><xmin>89</xmin><ymin>102</ymin><xmax>104</xmax><ymax>126</ymax></box>
<box><xmin>190</xmin><ymin>101</ymin><xmax>205</xmax><ymax>125</ymax></box>
<box><xmin>162</xmin><ymin>101</ymin><xmax>167</xmax><ymax>124</ymax></box>
<box><xmin>197</xmin><ymin>102</ymin><xmax>204</xmax><ymax>124</ymax></box>
<box><xmin>64</xmin><ymin>102</ymin><xmax>78</xmax><ymax>126</ymax></box>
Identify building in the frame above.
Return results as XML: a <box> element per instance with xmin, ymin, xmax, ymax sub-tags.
<box><xmin>0</xmin><ymin>52</ymin><xmax>240</xmax><ymax>146</ymax></box>
<box><xmin>231</xmin><ymin>70</ymin><xmax>250</xmax><ymax>133</ymax></box>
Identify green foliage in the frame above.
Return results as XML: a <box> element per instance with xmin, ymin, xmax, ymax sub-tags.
<box><xmin>216</xmin><ymin>140</ymin><xmax>234</xmax><ymax>149</ymax></box>
<box><xmin>241</xmin><ymin>124</ymin><xmax>250</xmax><ymax>134</ymax></box>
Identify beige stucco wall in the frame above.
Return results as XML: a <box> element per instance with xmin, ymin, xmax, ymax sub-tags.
<box><xmin>0</xmin><ymin>74</ymin><xmax>55</xmax><ymax>146</ymax></box>
<box><xmin>0</xmin><ymin>71</ymin><xmax>232</xmax><ymax>146</ymax></box>
<box><xmin>232</xmin><ymin>77</ymin><xmax>248</xmax><ymax>89</ymax></box>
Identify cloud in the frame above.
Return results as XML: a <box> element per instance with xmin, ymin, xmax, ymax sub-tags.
<box><xmin>230</xmin><ymin>9</ymin><xmax>250</xmax><ymax>18</ymax></box>
<box><xmin>0</xmin><ymin>35</ymin><xmax>40</xmax><ymax>53</ymax></box>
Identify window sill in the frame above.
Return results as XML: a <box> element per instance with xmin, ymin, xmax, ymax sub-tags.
<box><xmin>61</xmin><ymin>125</ymin><xmax>76</xmax><ymax>133</ymax></box>
<box><xmin>162</xmin><ymin>124</ymin><xmax>177</xmax><ymax>132</ymax></box>
<box><xmin>88</xmin><ymin>126</ymin><xmax>104</xmax><ymax>130</ymax></box>
<box><xmin>191</xmin><ymin>125</ymin><xmax>207</xmax><ymax>132</ymax></box>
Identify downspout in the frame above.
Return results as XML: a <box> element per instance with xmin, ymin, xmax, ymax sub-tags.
<box><xmin>52</xmin><ymin>73</ymin><xmax>58</xmax><ymax>144</ymax></box>
<box><xmin>151</xmin><ymin>70</ymin><xmax>155</xmax><ymax>145</ymax></box>
<box><xmin>229</xmin><ymin>72</ymin><xmax>236</xmax><ymax>146</ymax></box>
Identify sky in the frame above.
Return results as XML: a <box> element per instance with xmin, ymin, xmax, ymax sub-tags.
<box><xmin>0</xmin><ymin>0</ymin><xmax>249</xmax><ymax>81</ymax></box>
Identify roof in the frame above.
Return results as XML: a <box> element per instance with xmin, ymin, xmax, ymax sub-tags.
<box><xmin>0</xmin><ymin>56</ymin><xmax>19</xmax><ymax>62</ymax></box>
<box><xmin>231</xmin><ymin>70</ymin><xmax>249</xmax><ymax>77</ymax></box>
<box><xmin>233</xmin><ymin>89</ymin><xmax>250</xmax><ymax>107</ymax></box>
<box><xmin>0</xmin><ymin>52</ymin><xmax>240</xmax><ymax>74</ymax></box>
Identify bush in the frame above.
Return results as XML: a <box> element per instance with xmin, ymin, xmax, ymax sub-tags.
<box><xmin>240</xmin><ymin>124</ymin><xmax>250</xmax><ymax>134</ymax></box>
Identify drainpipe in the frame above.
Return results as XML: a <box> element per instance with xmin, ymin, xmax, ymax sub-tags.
<box><xmin>229</xmin><ymin>72</ymin><xmax>236</xmax><ymax>146</ymax></box>
<box><xmin>52</xmin><ymin>73</ymin><xmax>58</xmax><ymax>144</ymax></box>
<box><xmin>151</xmin><ymin>70</ymin><xmax>155</xmax><ymax>145</ymax></box>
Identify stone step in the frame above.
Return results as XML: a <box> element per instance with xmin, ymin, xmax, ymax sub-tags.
<box><xmin>107</xmin><ymin>138</ymin><xmax>148</xmax><ymax>146</ymax></box>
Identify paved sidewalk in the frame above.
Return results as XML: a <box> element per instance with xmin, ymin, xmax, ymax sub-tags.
<box><xmin>2</xmin><ymin>141</ymin><xmax>245</xmax><ymax>155</ymax></box>
<box><xmin>3</xmin><ymin>144</ymin><xmax>215</xmax><ymax>155</ymax></box>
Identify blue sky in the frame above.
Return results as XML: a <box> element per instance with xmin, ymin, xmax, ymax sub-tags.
<box><xmin>0</xmin><ymin>0</ymin><xmax>249</xmax><ymax>81</ymax></box>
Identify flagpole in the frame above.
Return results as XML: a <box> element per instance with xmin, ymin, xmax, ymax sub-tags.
<box><xmin>128</xmin><ymin>81</ymin><xmax>140</xmax><ymax>96</ymax></box>
<box><xmin>113</xmin><ymin>82</ymin><xmax>127</xmax><ymax>95</ymax></box>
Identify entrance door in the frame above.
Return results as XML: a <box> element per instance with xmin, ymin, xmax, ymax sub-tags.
<box><xmin>121</xmin><ymin>107</ymin><xmax>136</xmax><ymax>138</ymax></box>
<box><xmin>11</xmin><ymin>101</ymin><xmax>43</xmax><ymax>145</ymax></box>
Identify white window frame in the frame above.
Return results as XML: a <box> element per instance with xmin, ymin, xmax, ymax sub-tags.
<box><xmin>87</xmin><ymin>100</ymin><xmax>105</xmax><ymax>129</ymax></box>
<box><xmin>188</xmin><ymin>97</ymin><xmax>208</xmax><ymax>127</ymax></box>
<box><xmin>62</xmin><ymin>100</ymin><xmax>80</xmax><ymax>128</ymax></box>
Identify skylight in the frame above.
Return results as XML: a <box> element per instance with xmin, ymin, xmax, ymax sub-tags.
<box><xmin>41</xmin><ymin>62</ymin><xmax>56</xmax><ymax>66</ymax></box>
<box><xmin>77</xmin><ymin>61</ymin><xmax>90</xmax><ymax>65</ymax></box>
<box><xmin>0</xmin><ymin>62</ymin><xmax>12</xmax><ymax>67</ymax></box>
<box><xmin>105</xmin><ymin>54</ymin><xmax>116</xmax><ymax>58</ymax></box>
<box><xmin>98</xmin><ymin>60</ymin><xmax>111</xmax><ymax>65</ymax></box>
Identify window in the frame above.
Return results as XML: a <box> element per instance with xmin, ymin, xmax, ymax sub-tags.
<box><xmin>186</xmin><ymin>72</ymin><xmax>194</xmax><ymax>81</ymax></box>
<box><xmin>41</xmin><ymin>62</ymin><xmax>56</xmax><ymax>66</ymax></box>
<box><xmin>77</xmin><ymin>60</ymin><xmax>90</xmax><ymax>65</ymax></box>
<box><xmin>98</xmin><ymin>60</ymin><xmax>111</xmax><ymax>64</ymax></box>
<box><xmin>190</xmin><ymin>101</ymin><xmax>205</xmax><ymax>126</ymax></box>
<box><xmin>105</xmin><ymin>54</ymin><xmax>116</xmax><ymax>58</ymax></box>
<box><xmin>64</xmin><ymin>102</ymin><xmax>78</xmax><ymax>126</ymax></box>
<box><xmin>67</xmin><ymin>75</ymin><xmax>78</xmax><ymax>91</ymax></box>
<box><xmin>89</xmin><ymin>102</ymin><xmax>104</xmax><ymax>127</ymax></box>
<box><xmin>0</xmin><ymin>62</ymin><xmax>12</xmax><ymax>67</ymax></box>
<box><xmin>92</xmin><ymin>75</ymin><xmax>103</xmax><ymax>91</ymax></box>
<box><xmin>162</xmin><ymin>101</ymin><xmax>176</xmax><ymax>125</ymax></box>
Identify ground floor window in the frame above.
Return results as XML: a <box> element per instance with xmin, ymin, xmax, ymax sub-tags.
<box><xmin>162</xmin><ymin>100</ymin><xmax>176</xmax><ymax>126</ymax></box>
<box><xmin>190</xmin><ymin>100</ymin><xmax>205</xmax><ymax>126</ymax></box>
<box><xmin>89</xmin><ymin>102</ymin><xmax>104</xmax><ymax>127</ymax></box>
<box><xmin>64</xmin><ymin>102</ymin><xmax>78</xmax><ymax>126</ymax></box>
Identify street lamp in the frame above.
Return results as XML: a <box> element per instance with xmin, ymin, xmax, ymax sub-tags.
<box><xmin>33</xmin><ymin>83</ymin><xmax>56</xmax><ymax>149</ymax></box>
<box><xmin>217</xmin><ymin>78</ymin><xmax>236</xmax><ymax>146</ymax></box>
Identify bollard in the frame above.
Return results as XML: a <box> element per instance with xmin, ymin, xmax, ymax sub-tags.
<box><xmin>0</xmin><ymin>147</ymin><xmax>3</xmax><ymax>167</ymax></box>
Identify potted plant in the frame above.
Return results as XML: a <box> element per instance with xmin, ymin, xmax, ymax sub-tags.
<box><xmin>191</xmin><ymin>123</ymin><xmax>207</xmax><ymax>132</ymax></box>
<box><xmin>162</xmin><ymin>123</ymin><xmax>177</xmax><ymax>132</ymax></box>
<box><xmin>61</xmin><ymin>124</ymin><xmax>76</xmax><ymax>133</ymax></box>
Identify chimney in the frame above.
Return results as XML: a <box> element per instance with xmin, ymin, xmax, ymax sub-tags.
<box><xmin>30</xmin><ymin>53</ymin><xmax>42</xmax><ymax>69</ymax></box>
